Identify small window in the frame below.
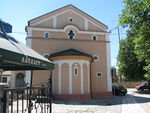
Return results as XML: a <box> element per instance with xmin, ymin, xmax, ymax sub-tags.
<box><xmin>2</xmin><ymin>77</ymin><xmax>7</xmax><ymax>83</ymax></box>
<box><xmin>44</xmin><ymin>32</ymin><xmax>50</xmax><ymax>38</ymax></box>
<box><xmin>92</xmin><ymin>36</ymin><xmax>97</xmax><ymax>40</ymax></box>
<box><xmin>75</xmin><ymin>68</ymin><xmax>78</xmax><ymax>76</ymax></box>
<box><xmin>97</xmin><ymin>72</ymin><xmax>102</xmax><ymax>77</ymax></box>
<box><xmin>68</xmin><ymin>17</ymin><xmax>74</xmax><ymax>23</ymax></box>
<box><xmin>74</xmin><ymin>64</ymin><xmax>78</xmax><ymax>76</ymax></box>
<box><xmin>93</xmin><ymin>55</ymin><xmax>99</xmax><ymax>61</ymax></box>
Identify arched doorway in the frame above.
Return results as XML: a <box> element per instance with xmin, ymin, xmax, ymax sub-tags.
<box><xmin>16</xmin><ymin>73</ymin><xmax>25</xmax><ymax>87</ymax></box>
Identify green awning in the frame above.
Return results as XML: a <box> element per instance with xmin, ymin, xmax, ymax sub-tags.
<box><xmin>0</xmin><ymin>32</ymin><xmax>54</xmax><ymax>71</ymax></box>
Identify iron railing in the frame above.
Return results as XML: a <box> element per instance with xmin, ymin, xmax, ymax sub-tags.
<box><xmin>3</xmin><ymin>86</ymin><xmax>52</xmax><ymax>113</ymax></box>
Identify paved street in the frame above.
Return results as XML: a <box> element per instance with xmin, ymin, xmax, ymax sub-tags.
<box><xmin>9</xmin><ymin>88</ymin><xmax>150</xmax><ymax>113</ymax></box>
<box><xmin>52</xmin><ymin>89</ymin><xmax>150</xmax><ymax>113</ymax></box>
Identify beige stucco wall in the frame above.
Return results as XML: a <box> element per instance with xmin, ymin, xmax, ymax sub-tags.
<box><xmin>61</xmin><ymin>63</ymin><xmax>69</xmax><ymax>94</ymax></box>
<box><xmin>32</xmin><ymin>70</ymin><xmax>50</xmax><ymax>86</ymax></box>
<box><xmin>83</xmin><ymin>63</ymin><xmax>88</xmax><ymax>93</ymax></box>
<box><xmin>30</xmin><ymin>38</ymin><xmax>108</xmax><ymax>92</ymax></box>
<box><xmin>72</xmin><ymin>63</ymin><xmax>81</xmax><ymax>94</ymax></box>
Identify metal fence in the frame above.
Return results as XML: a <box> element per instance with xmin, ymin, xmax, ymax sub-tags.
<box><xmin>3</xmin><ymin>86</ymin><xmax>52</xmax><ymax>113</ymax></box>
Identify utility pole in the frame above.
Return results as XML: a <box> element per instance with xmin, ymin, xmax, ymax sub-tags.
<box><xmin>117</xmin><ymin>26</ymin><xmax>121</xmax><ymax>44</ymax></box>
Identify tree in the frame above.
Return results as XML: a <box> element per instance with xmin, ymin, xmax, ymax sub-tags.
<box><xmin>117</xmin><ymin>32</ymin><xmax>146</xmax><ymax>81</ymax></box>
<box><xmin>119</xmin><ymin>0</ymin><xmax>150</xmax><ymax>80</ymax></box>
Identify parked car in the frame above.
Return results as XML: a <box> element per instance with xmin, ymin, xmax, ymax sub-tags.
<box><xmin>112</xmin><ymin>84</ymin><xmax>127</xmax><ymax>96</ymax></box>
<box><xmin>135</xmin><ymin>82</ymin><xmax>150</xmax><ymax>91</ymax></box>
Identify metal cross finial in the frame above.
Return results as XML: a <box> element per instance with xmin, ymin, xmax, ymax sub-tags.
<box><xmin>68</xmin><ymin>30</ymin><xmax>75</xmax><ymax>40</ymax></box>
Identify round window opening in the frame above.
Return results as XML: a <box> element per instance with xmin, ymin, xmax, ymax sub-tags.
<box><xmin>93</xmin><ymin>55</ymin><xmax>99</xmax><ymax>61</ymax></box>
<box><xmin>68</xmin><ymin>18</ymin><xmax>73</xmax><ymax>23</ymax></box>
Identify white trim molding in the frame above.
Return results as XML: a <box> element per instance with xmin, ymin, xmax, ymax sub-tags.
<box><xmin>53</xmin><ymin>16</ymin><xmax>57</xmax><ymax>28</ymax></box>
<box><xmin>25</xmin><ymin>71</ymin><xmax>31</xmax><ymax>87</ymax></box>
<box><xmin>54</xmin><ymin>60</ymin><xmax>90</xmax><ymax>94</ymax></box>
<box><xmin>27</xmin><ymin>26</ymin><xmax>110</xmax><ymax>35</ymax></box>
<box><xmin>30</xmin><ymin>9</ymin><xmax>107</xmax><ymax>31</ymax></box>
<box><xmin>26</xmin><ymin>39</ymin><xmax>32</xmax><ymax>48</ymax></box>
<box><xmin>58</xmin><ymin>63</ymin><xmax>62</xmax><ymax>94</ymax></box>
<box><xmin>106</xmin><ymin>35</ymin><xmax>112</xmax><ymax>92</ymax></box>
<box><xmin>84</xmin><ymin>18</ymin><xmax>88</xmax><ymax>30</ymax></box>
<box><xmin>80</xmin><ymin>63</ymin><xmax>84</xmax><ymax>94</ymax></box>
<box><xmin>27</xmin><ymin>28</ymin><xmax>32</xmax><ymax>37</ymax></box>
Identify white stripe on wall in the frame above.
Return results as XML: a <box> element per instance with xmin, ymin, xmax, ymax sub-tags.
<box><xmin>58</xmin><ymin>63</ymin><xmax>62</xmax><ymax>94</ymax></box>
<box><xmin>106</xmin><ymin>35</ymin><xmax>112</xmax><ymax>91</ymax></box>
<box><xmin>80</xmin><ymin>63</ymin><xmax>84</xmax><ymax>94</ymax></box>
<box><xmin>53</xmin><ymin>16</ymin><xmax>57</xmax><ymax>28</ymax></box>
<box><xmin>69</xmin><ymin>63</ymin><xmax>73</xmax><ymax>94</ymax></box>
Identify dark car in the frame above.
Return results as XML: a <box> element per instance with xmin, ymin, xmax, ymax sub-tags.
<box><xmin>112</xmin><ymin>84</ymin><xmax>127</xmax><ymax>96</ymax></box>
<box><xmin>135</xmin><ymin>82</ymin><xmax>150</xmax><ymax>91</ymax></box>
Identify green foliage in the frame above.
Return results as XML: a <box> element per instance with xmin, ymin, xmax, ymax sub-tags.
<box><xmin>117</xmin><ymin>32</ymin><xmax>146</xmax><ymax>81</ymax></box>
<box><xmin>119</xmin><ymin>0</ymin><xmax>150</xmax><ymax>80</ymax></box>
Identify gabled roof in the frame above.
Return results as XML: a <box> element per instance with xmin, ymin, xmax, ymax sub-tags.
<box><xmin>28</xmin><ymin>4</ymin><xmax>108</xmax><ymax>29</ymax></box>
<box><xmin>49</xmin><ymin>48</ymin><xmax>93</xmax><ymax>58</ymax></box>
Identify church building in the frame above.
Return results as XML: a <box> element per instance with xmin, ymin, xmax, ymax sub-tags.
<box><xmin>25</xmin><ymin>5</ymin><xmax>112</xmax><ymax>100</ymax></box>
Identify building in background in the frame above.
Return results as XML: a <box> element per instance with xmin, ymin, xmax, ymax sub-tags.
<box><xmin>24</xmin><ymin>5</ymin><xmax>112</xmax><ymax>100</ymax></box>
<box><xmin>0</xmin><ymin>71</ymin><xmax>11</xmax><ymax>86</ymax></box>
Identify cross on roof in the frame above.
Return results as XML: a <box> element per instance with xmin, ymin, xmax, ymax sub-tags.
<box><xmin>68</xmin><ymin>30</ymin><xmax>75</xmax><ymax>40</ymax></box>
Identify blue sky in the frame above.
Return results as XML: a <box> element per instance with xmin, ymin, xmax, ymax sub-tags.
<box><xmin>0</xmin><ymin>0</ymin><xmax>127</xmax><ymax>67</ymax></box>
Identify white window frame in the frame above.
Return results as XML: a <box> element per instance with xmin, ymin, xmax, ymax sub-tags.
<box><xmin>96</xmin><ymin>72</ymin><xmax>102</xmax><ymax>77</ymax></box>
<box><xmin>44</xmin><ymin>32</ymin><xmax>50</xmax><ymax>38</ymax></box>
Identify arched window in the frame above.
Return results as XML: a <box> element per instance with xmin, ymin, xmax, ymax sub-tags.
<box><xmin>92</xmin><ymin>35</ymin><xmax>97</xmax><ymax>40</ymax></box>
<box><xmin>16</xmin><ymin>73</ymin><xmax>25</xmax><ymax>87</ymax></box>
<box><xmin>74</xmin><ymin>63</ymin><xmax>79</xmax><ymax>76</ymax></box>
<box><xmin>16</xmin><ymin>73</ymin><xmax>25</xmax><ymax>79</ymax></box>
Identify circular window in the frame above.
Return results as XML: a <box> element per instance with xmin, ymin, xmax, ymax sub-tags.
<box><xmin>44</xmin><ymin>32</ymin><xmax>50</xmax><ymax>38</ymax></box>
<box><xmin>93</xmin><ymin>55</ymin><xmax>99</xmax><ymax>61</ymax></box>
<box><xmin>68</xmin><ymin>17</ymin><xmax>74</xmax><ymax>23</ymax></box>
<box><xmin>43</xmin><ymin>53</ymin><xmax>49</xmax><ymax>58</ymax></box>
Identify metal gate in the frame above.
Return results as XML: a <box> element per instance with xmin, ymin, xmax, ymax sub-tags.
<box><xmin>3</xmin><ymin>86</ymin><xmax>52</xmax><ymax>113</ymax></box>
